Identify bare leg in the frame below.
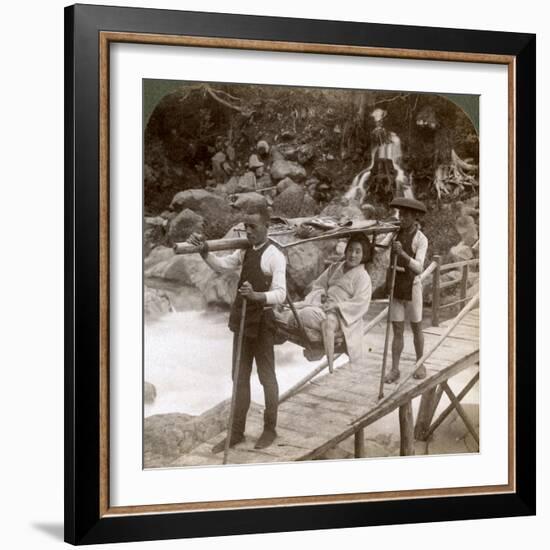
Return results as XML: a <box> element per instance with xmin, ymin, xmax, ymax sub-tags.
<box><xmin>411</xmin><ymin>321</ymin><xmax>426</xmax><ymax>379</ymax></box>
<box><xmin>385</xmin><ymin>321</ymin><xmax>404</xmax><ymax>383</ymax></box>
<box><xmin>321</xmin><ymin>313</ymin><xmax>338</xmax><ymax>373</ymax></box>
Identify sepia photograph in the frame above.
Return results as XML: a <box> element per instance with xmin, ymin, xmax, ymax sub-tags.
<box><xmin>142</xmin><ymin>79</ymin><xmax>480</xmax><ymax>468</ymax></box>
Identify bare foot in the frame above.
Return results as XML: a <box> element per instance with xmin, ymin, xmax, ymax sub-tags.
<box><xmin>384</xmin><ymin>369</ymin><xmax>400</xmax><ymax>384</ymax></box>
<box><xmin>413</xmin><ymin>365</ymin><xmax>427</xmax><ymax>379</ymax></box>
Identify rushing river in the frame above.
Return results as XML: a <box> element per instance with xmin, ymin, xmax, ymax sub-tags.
<box><xmin>144</xmin><ymin>310</ymin><xmax>347</xmax><ymax>418</ymax></box>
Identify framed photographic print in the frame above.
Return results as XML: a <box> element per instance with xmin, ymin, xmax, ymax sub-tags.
<box><xmin>64</xmin><ymin>3</ymin><xmax>536</xmax><ymax>545</ymax></box>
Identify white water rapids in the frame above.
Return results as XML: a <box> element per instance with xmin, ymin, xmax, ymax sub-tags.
<box><xmin>144</xmin><ymin>310</ymin><xmax>346</xmax><ymax>418</ymax></box>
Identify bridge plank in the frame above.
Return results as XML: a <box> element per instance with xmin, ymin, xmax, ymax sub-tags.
<box><xmin>171</xmin><ymin>311</ymin><xmax>480</xmax><ymax>466</ymax></box>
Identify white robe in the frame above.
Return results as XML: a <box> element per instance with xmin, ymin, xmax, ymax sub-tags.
<box><xmin>294</xmin><ymin>262</ymin><xmax>372</xmax><ymax>366</ymax></box>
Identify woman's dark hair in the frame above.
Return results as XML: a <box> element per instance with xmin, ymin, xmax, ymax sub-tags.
<box><xmin>344</xmin><ymin>233</ymin><xmax>373</xmax><ymax>268</ymax></box>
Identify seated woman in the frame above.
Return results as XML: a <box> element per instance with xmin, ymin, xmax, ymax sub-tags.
<box><xmin>286</xmin><ymin>234</ymin><xmax>373</xmax><ymax>371</ymax></box>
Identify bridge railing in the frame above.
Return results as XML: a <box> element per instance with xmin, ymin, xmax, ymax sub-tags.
<box><xmin>430</xmin><ymin>255</ymin><xmax>479</xmax><ymax>327</ymax></box>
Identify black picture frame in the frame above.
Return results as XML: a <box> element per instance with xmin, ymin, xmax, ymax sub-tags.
<box><xmin>65</xmin><ymin>3</ymin><xmax>536</xmax><ymax>545</ymax></box>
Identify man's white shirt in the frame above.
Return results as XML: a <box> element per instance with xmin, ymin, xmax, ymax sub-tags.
<box><xmin>204</xmin><ymin>243</ymin><xmax>287</xmax><ymax>305</ymax></box>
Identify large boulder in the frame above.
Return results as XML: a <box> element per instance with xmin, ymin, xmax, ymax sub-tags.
<box><xmin>286</xmin><ymin>240</ymin><xmax>337</xmax><ymax>297</ymax></box>
<box><xmin>230</xmin><ymin>192</ymin><xmax>269</xmax><ymax>213</ymax></box>
<box><xmin>166</xmin><ymin>208</ymin><xmax>204</xmax><ymax>244</ymax></box>
<box><xmin>144</xmin><ymin>216</ymin><xmax>167</xmax><ymax>255</ymax></box>
<box><xmin>144</xmin><ymin>382</ymin><xmax>157</xmax><ymax>404</ymax></box>
<box><xmin>144</xmin><ymin>287</ymin><xmax>172</xmax><ymax>319</ymax></box>
<box><xmin>144</xmin><ymin>251</ymin><xmax>239</xmax><ymax>307</ymax></box>
<box><xmin>272</xmin><ymin>182</ymin><xmax>317</xmax><ymax>218</ymax></box>
<box><xmin>276</xmin><ymin>177</ymin><xmax>295</xmax><ymax>194</ymax></box>
<box><xmin>270</xmin><ymin>159</ymin><xmax>307</xmax><ymax>182</ymax></box>
<box><xmin>145</xmin><ymin>401</ymin><xmax>266</xmax><ymax>468</ymax></box>
<box><xmin>169</xmin><ymin>189</ymin><xmax>240</xmax><ymax>239</ymax></box>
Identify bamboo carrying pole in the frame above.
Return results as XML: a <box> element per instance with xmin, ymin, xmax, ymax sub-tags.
<box><xmin>223</xmin><ymin>299</ymin><xmax>247</xmax><ymax>465</ymax></box>
<box><xmin>174</xmin><ymin>238</ymin><xmax>250</xmax><ymax>255</ymax></box>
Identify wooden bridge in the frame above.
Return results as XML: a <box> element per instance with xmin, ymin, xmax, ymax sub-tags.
<box><xmin>171</xmin><ymin>257</ymin><xmax>480</xmax><ymax>467</ymax></box>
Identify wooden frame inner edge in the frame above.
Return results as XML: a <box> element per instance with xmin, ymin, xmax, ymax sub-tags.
<box><xmin>98</xmin><ymin>31</ymin><xmax>516</xmax><ymax>517</ymax></box>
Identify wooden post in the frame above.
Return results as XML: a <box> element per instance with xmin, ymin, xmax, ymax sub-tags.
<box><xmin>460</xmin><ymin>264</ymin><xmax>469</xmax><ymax>303</ymax></box>
<box><xmin>414</xmin><ymin>385</ymin><xmax>443</xmax><ymax>441</ymax></box>
<box><xmin>354</xmin><ymin>428</ymin><xmax>365</xmax><ymax>458</ymax></box>
<box><xmin>440</xmin><ymin>381</ymin><xmax>479</xmax><ymax>445</ymax></box>
<box><xmin>399</xmin><ymin>401</ymin><xmax>415</xmax><ymax>456</ymax></box>
<box><xmin>425</xmin><ymin>373</ymin><xmax>479</xmax><ymax>440</ymax></box>
<box><xmin>431</xmin><ymin>255</ymin><xmax>441</xmax><ymax>327</ymax></box>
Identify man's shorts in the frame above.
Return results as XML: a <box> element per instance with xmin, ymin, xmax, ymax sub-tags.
<box><xmin>390</xmin><ymin>280</ymin><xmax>423</xmax><ymax>323</ymax></box>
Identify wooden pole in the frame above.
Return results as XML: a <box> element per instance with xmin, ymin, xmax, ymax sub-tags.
<box><xmin>460</xmin><ymin>264</ymin><xmax>469</xmax><ymax>302</ymax></box>
<box><xmin>392</xmin><ymin>292</ymin><xmax>479</xmax><ymax>395</ymax></box>
<box><xmin>432</xmin><ymin>255</ymin><xmax>441</xmax><ymax>327</ymax></box>
<box><xmin>440</xmin><ymin>381</ymin><xmax>479</xmax><ymax>445</ymax></box>
<box><xmin>414</xmin><ymin>385</ymin><xmax>443</xmax><ymax>440</ymax></box>
<box><xmin>354</xmin><ymin>428</ymin><xmax>365</xmax><ymax>458</ymax></box>
<box><xmin>352</xmin><ymin>292</ymin><xmax>479</xmax><ymax>425</ymax></box>
<box><xmin>223</xmin><ymin>299</ymin><xmax>247</xmax><ymax>465</ymax></box>
<box><xmin>399</xmin><ymin>401</ymin><xmax>415</xmax><ymax>455</ymax></box>
<box><xmin>378</xmin><ymin>254</ymin><xmax>398</xmax><ymax>399</ymax></box>
<box><xmin>425</xmin><ymin>372</ymin><xmax>479</xmax><ymax>440</ymax></box>
<box><xmin>174</xmin><ymin>237</ymin><xmax>249</xmax><ymax>255</ymax></box>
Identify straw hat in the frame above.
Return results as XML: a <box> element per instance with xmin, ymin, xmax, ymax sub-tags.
<box><xmin>390</xmin><ymin>197</ymin><xmax>427</xmax><ymax>213</ymax></box>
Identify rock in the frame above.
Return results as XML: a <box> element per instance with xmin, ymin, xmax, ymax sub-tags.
<box><xmin>455</xmin><ymin>215</ymin><xmax>478</xmax><ymax>246</ymax></box>
<box><xmin>270</xmin><ymin>145</ymin><xmax>285</xmax><ymax>162</ymax></box>
<box><xmin>144</xmin><ymin>412</ymin><xmax>198</xmax><ymax>468</ymax></box>
<box><xmin>297</xmin><ymin>144</ymin><xmax>315</xmax><ymax>165</ymax></box>
<box><xmin>144</xmin><ymin>245</ymin><xmax>175</xmax><ymax>270</ymax></box>
<box><xmin>145</xmin><ymin>253</ymin><xmax>239</xmax><ymax>307</ymax></box>
<box><xmin>144</xmin><ymin>382</ymin><xmax>157</xmax><ymax>404</ymax></box>
<box><xmin>270</xmin><ymin>159</ymin><xmax>307</xmax><ymax>182</ymax></box>
<box><xmin>146</xmin><ymin>402</ymin><xmax>266</xmax><ymax>468</ymax></box>
<box><xmin>286</xmin><ymin>241</ymin><xmax>337</xmax><ymax>296</ymax></box>
<box><xmin>272</xmin><ymin>182</ymin><xmax>317</xmax><ymax>218</ymax></box>
<box><xmin>166</xmin><ymin>208</ymin><xmax>204</xmax><ymax>244</ymax></box>
<box><xmin>170</xmin><ymin>189</ymin><xmax>220</xmax><ymax>211</ymax></box>
<box><xmin>144</xmin><ymin>216</ymin><xmax>166</xmax><ymax>255</ymax></box>
<box><xmin>230</xmin><ymin>192</ymin><xmax>269</xmax><ymax>213</ymax></box>
<box><xmin>236</xmin><ymin>171</ymin><xmax>257</xmax><ymax>193</ymax></box>
<box><xmin>169</xmin><ymin>189</ymin><xmax>240</xmax><ymax>239</ymax></box>
<box><xmin>144</xmin><ymin>287</ymin><xmax>172</xmax><ymax>319</ymax></box>
<box><xmin>160</xmin><ymin>210</ymin><xmax>177</xmax><ymax>222</ymax></box>
<box><xmin>449</xmin><ymin>242</ymin><xmax>474</xmax><ymax>262</ymax></box>
<box><xmin>216</xmin><ymin>176</ymin><xmax>239</xmax><ymax>195</ymax></box>
<box><xmin>305</xmin><ymin>177</ymin><xmax>319</xmax><ymax>191</ymax></box>
<box><xmin>278</xmin><ymin>143</ymin><xmax>299</xmax><ymax>161</ymax></box>
<box><xmin>256</xmin><ymin>173</ymin><xmax>273</xmax><ymax>190</ymax></box>
<box><xmin>276</xmin><ymin>177</ymin><xmax>295</xmax><ymax>194</ymax></box>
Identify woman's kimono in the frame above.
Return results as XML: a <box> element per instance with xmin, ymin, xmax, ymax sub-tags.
<box><xmin>292</xmin><ymin>261</ymin><xmax>372</xmax><ymax>366</ymax></box>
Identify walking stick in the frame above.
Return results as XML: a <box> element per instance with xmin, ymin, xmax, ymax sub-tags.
<box><xmin>378</xmin><ymin>253</ymin><xmax>398</xmax><ymax>400</ymax></box>
<box><xmin>223</xmin><ymin>298</ymin><xmax>247</xmax><ymax>465</ymax></box>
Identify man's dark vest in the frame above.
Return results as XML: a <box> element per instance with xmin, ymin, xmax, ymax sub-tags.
<box><xmin>228</xmin><ymin>242</ymin><xmax>274</xmax><ymax>338</ymax></box>
<box><xmin>391</xmin><ymin>227</ymin><xmax>418</xmax><ymax>301</ymax></box>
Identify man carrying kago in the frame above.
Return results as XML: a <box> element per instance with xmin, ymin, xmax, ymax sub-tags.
<box><xmin>188</xmin><ymin>206</ymin><xmax>286</xmax><ymax>452</ymax></box>
<box><xmin>384</xmin><ymin>197</ymin><xmax>429</xmax><ymax>384</ymax></box>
